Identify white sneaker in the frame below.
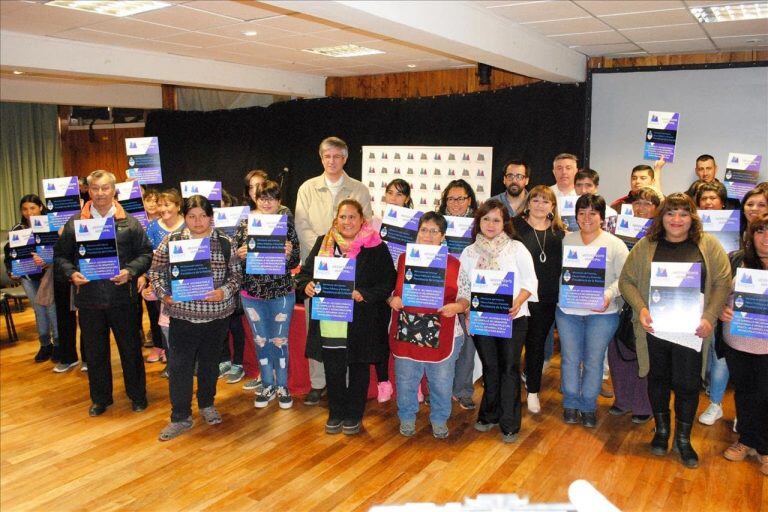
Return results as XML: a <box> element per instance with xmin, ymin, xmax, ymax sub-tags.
<box><xmin>527</xmin><ymin>392</ymin><xmax>541</xmax><ymax>414</ymax></box>
<box><xmin>733</xmin><ymin>417</ymin><xmax>738</xmax><ymax>433</ymax></box>
<box><xmin>698</xmin><ymin>402</ymin><xmax>723</xmax><ymax>425</ymax></box>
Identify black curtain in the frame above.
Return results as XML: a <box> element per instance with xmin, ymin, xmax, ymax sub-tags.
<box><xmin>144</xmin><ymin>82</ymin><xmax>586</xmax><ymax>211</ymax></box>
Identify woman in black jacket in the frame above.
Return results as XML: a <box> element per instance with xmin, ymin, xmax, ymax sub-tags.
<box><xmin>296</xmin><ymin>199</ymin><xmax>396</xmax><ymax>435</ymax></box>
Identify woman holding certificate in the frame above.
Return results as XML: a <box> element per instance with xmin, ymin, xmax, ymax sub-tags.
<box><xmin>457</xmin><ymin>199</ymin><xmax>537</xmax><ymax>443</ymax></box>
<box><xmin>619</xmin><ymin>193</ymin><xmax>730</xmax><ymax>468</ymax></box>
<box><xmin>719</xmin><ymin>214</ymin><xmax>768</xmax><ymax>475</ymax></box>
<box><xmin>148</xmin><ymin>195</ymin><xmax>243</xmax><ymax>441</ymax></box>
<box><xmin>296</xmin><ymin>199</ymin><xmax>396</xmax><ymax>435</ymax></box>
<box><xmin>556</xmin><ymin>194</ymin><xmax>629</xmax><ymax>429</ymax></box>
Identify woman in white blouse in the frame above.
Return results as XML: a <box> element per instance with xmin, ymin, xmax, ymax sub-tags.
<box><xmin>458</xmin><ymin>198</ymin><xmax>538</xmax><ymax>443</ymax></box>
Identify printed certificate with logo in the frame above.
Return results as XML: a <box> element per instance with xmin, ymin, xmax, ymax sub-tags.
<box><xmin>168</xmin><ymin>237</ymin><xmax>213</xmax><ymax>302</ymax></box>
<box><xmin>401</xmin><ymin>244</ymin><xmax>447</xmax><ymax>309</ymax></box>
<box><xmin>649</xmin><ymin>262</ymin><xmax>703</xmax><ymax>351</ymax></box>
<box><xmin>43</xmin><ymin>176</ymin><xmax>80</xmax><ymax>229</ymax></box>
<box><xmin>246</xmin><ymin>214</ymin><xmax>288</xmax><ymax>275</ymax></box>
<box><xmin>615</xmin><ymin>215</ymin><xmax>652</xmax><ymax>250</ymax></box>
<box><xmin>444</xmin><ymin>216</ymin><xmax>474</xmax><ymax>256</ymax></box>
<box><xmin>115</xmin><ymin>180</ymin><xmax>148</xmax><ymax>229</ymax></box>
<box><xmin>557</xmin><ymin>195</ymin><xmax>579</xmax><ymax>232</ymax></box>
<box><xmin>643</xmin><ymin>110</ymin><xmax>679</xmax><ymax>163</ymax></box>
<box><xmin>559</xmin><ymin>246</ymin><xmax>606</xmax><ymax>310</ymax></box>
<box><xmin>8</xmin><ymin>228</ymin><xmax>41</xmax><ymax>277</ymax></box>
<box><xmin>724</xmin><ymin>153</ymin><xmax>762</xmax><ymax>201</ymax></box>
<box><xmin>74</xmin><ymin>217</ymin><xmax>120</xmax><ymax>281</ymax></box>
<box><xmin>125</xmin><ymin>137</ymin><xmax>162</xmax><ymax>185</ymax></box>
<box><xmin>311</xmin><ymin>257</ymin><xmax>356</xmax><ymax>322</ymax></box>
<box><xmin>30</xmin><ymin>215</ymin><xmax>59</xmax><ymax>264</ymax></box>
<box><xmin>213</xmin><ymin>206</ymin><xmax>249</xmax><ymax>237</ymax></box>
<box><xmin>181</xmin><ymin>181</ymin><xmax>222</xmax><ymax>208</ymax></box>
<box><xmin>469</xmin><ymin>269</ymin><xmax>514</xmax><ymax>338</ymax></box>
<box><xmin>731</xmin><ymin>268</ymin><xmax>768</xmax><ymax>339</ymax></box>
<box><xmin>380</xmin><ymin>205</ymin><xmax>422</xmax><ymax>265</ymax></box>
<box><xmin>701</xmin><ymin>210</ymin><xmax>741</xmax><ymax>254</ymax></box>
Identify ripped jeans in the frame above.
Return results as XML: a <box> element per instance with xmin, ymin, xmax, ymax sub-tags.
<box><xmin>241</xmin><ymin>292</ymin><xmax>295</xmax><ymax>388</ymax></box>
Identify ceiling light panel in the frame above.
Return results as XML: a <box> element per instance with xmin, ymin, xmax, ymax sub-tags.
<box><xmin>44</xmin><ymin>0</ymin><xmax>170</xmax><ymax>17</ymax></box>
<box><xmin>302</xmin><ymin>44</ymin><xmax>384</xmax><ymax>58</ymax></box>
<box><xmin>690</xmin><ymin>3</ymin><xmax>768</xmax><ymax>22</ymax></box>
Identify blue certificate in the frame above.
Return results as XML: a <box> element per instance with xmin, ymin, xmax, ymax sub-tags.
<box><xmin>469</xmin><ymin>269</ymin><xmax>514</xmax><ymax>337</ymax></box>
<box><xmin>214</xmin><ymin>206</ymin><xmax>250</xmax><ymax>237</ymax></box>
<box><xmin>615</xmin><ymin>215</ymin><xmax>652</xmax><ymax>250</ymax></box>
<box><xmin>557</xmin><ymin>196</ymin><xmax>579</xmax><ymax>232</ymax></box>
<box><xmin>402</xmin><ymin>244</ymin><xmax>447</xmax><ymax>309</ymax></box>
<box><xmin>724</xmin><ymin>153</ymin><xmax>761</xmax><ymax>201</ymax></box>
<box><xmin>8</xmin><ymin>228</ymin><xmax>41</xmax><ymax>277</ymax></box>
<box><xmin>181</xmin><ymin>181</ymin><xmax>222</xmax><ymax>208</ymax></box>
<box><xmin>444</xmin><ymin>216</ymin><xmax>474</xmax><ymax>255</ymax></box>
<box><xmin>731</xmin><ymin>268</ymin><xmax>768</xmax><ymax>339</ymax></box>
<box><xmin>43</xmin><ymin>177</ymin><xmax>80</xmax><ymax>228</ymax></box>
<box><xmin>644</xmin><ymin>110</ymin><xmax>679</xmax><ymax>163</ymax></box>
<box><xmin>125</xmin><ymin>137</ymin><xmax>163</xmax><ymax>185</ymax></box>
<box><xmin>246</xmin><ymin>214</ymin><xmax>287</xmax><ymax>275</ymax></box>
<box><xmin>380</xmin><ymin>205</ymin><xmax>422</xmax><ymax>265</ymax></box>
<box><xmin>31</xmin><ymin>215</ymin><xmax>59</xmax><ymax>264</ymax></box>
<box><xmin>311</xmin><ymin>257</ymin><xmax>355</xmax><ymax>322</ymax></box>
<box><xmin>75</xmin><ymin>217</ymin><xmax>120</xmax><ymax>281</ymax></box>
<box><xmin>559</xmin><ymin>246</ymin><xmax>606</xmax><ymax>309</ymax></box>
<box><xmin>169</xmin><ymin>237</ymin><xmax>213</xmax><ymax>302</ymax></box>
<box><xmin>115</xmin><ymin>180</ymin><xmax>148</xmax><ymax>229</ymax></box>
<box><xmin>649</xmin><ymin>262</ymin><xmax>703</xmax><ymax>339</ymax></box>
<box><xmin>701</xmin><ymin>210</ymin><xmax>740</xmax><ymax>254</ymax></box>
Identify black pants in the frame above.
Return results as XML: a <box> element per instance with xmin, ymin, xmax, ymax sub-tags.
<box><xmin>79</xmin><ymin>305</ymin><xmax>146</xmax><ymax>405</ymax></box>
<box><xmin>54</xmin><ymin>278</ymin><xmax>78</xmax><ymax>364</ymax></box>
<box><xmin>322</xmin><ymin>347</ymin><xmax>370</xmax><ymax>422</ymax></box>
<box><xmin>168</xmin><ymin>317</ymin><xmax>228</xmax><ymax>422</ymax></box>
<box><xmin>144</xmin><ymin>299</ymin><xmax>163</xmax><ymax>349</ymax></box>
<box><xmin>475</xmin><ymin>317</ymin><xmax>528</xmax><ymax>435</ymax></box>
<box><xmin>220</xmin><ymin>312</ymin><xmax>245</xmax><ymax>366</ymax></box>
<box><xmin>524</xmin><ymin>302</ymin><xmax>556</xmax><ymax>394</ymax></box>
<box><xmin>374</xmin><ymin>360</ymin><xmax>389</xmax><ymax>382</ymax></box>
<box><xmin>646</xmin><ymin>334</ymin><xmax>701</xmax><ymax>423</ymax></box>
<box><xmin>725</xmin><ymin>345</ymin><xmax>768</xmax><ymax>455</ymax></box>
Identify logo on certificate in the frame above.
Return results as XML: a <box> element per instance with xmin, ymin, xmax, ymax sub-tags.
<box><xmin>171</xmin><ymin>266</ymin><xmax>180</xmax><ymax>278</ymax></box>
<box><xmin>405</xmin><ymin>269</ymin><xmax>413</xmax><ymax>281</ymax></box>
<box><xmin>78</xmin><ymin>245</ymin><xmax>86</xmax><ymax>256</ymax></box>
<box><xmin>734</xmin><ymin>295</ymin><xmax>744</xmax><ymax>309</ymax></box>
<box><xmin>563</xmin><ymin>270</ymin><xmax>571</xmax><ymax>283</ymax></box>
<box><xmin>652</xmin><ymin>290</ymin><xmax>661</xmax><ymax>303</ymax></box>
<box><xmin>471</xmin><ymin>296</ymin><xmax>479</xmax><ymax>309</ymax></box>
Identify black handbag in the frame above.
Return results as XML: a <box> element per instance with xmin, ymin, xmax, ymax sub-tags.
<box><xmin>615</xmin><ymin>301</ymin><xmax>636</xmax><ymax>355</ymax></box>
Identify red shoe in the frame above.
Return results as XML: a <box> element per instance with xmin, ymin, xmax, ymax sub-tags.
<box><xmin>377</xmin><ymin>381</ymin><xmax>393</xmax><ymax>403</ymax></box>
<box><xmin>147</xmin><ymin>348</ymin><xmax>164</xmax><ymax>363</ymax></box>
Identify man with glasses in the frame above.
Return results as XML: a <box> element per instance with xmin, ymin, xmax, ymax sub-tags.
<box><xmin>491</xmin><ymin>160</ymin><xmax>529</xmax><ymax>217</ymax></box>
<box><xmin>295</xmin><ymin>136</ymin><xmax>372</xmax><ymax>406</ymax></box>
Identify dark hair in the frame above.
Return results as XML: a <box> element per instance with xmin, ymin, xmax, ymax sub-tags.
<box><xmin>694</xmin><ymin>181</ymin><xmax>727</xmax><ymax>209</ymax></box>
<box><xmin>182</xmin><ymin>195</ymin><xmax>214</xmax><ymax>218</ymax></box>
<box><xmin>648</xmin><ymin>192</ymin><xmax>703</xmax><ymax>244</ymax></box>
<box><xmin>143</xmin><ymin>188</ymin><xmax>160</xmax><ymax>202</ymax></box>
<box><xmin>503</xmin><ymin>159</ymin><xmax>530</xmax><ymax>178</ymax></box>
<box><xmin>696</xmin><ymin>154</ymin><xmax>716</xmax><ymax>166</ymax></box>
<box><xmin>685</xmin><ymin>179</ymin><xmax>707</xmax><ymax>198</ymax></box>
<box><xmin>336</xmin><ymin>199</ymin><xmax>364</xmax><ymax>218</ymax></box>
<box><xmin>243</xmin><ymin>169</ymin><xmax>269</xmax><ymax>208</ymax></box>
<box><xmin>743</xmin><ymin>213</ymin><xmax>768</xmax><ymax>269</ymax></box>
<box><xmin>522</xmin><ymin>185</ymin><xmax>567</xmax><ymax>233</ymax></box>
<box><xmin>18</xmin><ymin>194</ymin><xmax>47</xmax><ymax>227</ymax></box>
<box><xmin>221</xmin><ymin>189</ymin><xmax>239</xmax><ymax>207</ymax></box>
<box><xmin>634</xmin><ymin>187</ymin><xmax>661</xmax><ymax>207</ymax></box>
<box><xmin>742</xmin><ymin>187</ymin><xmax>768</xmax><ymax>212</ymax></box>
<box><xmin>438</xmin><ymin>179</ymin><xmax>477</xmax><ymax>216</ymax></box>
<box><xmin>575</xmin><ymin>194</ymin><xmax>607</xmax><ymax>221</ymax></box>
<box><xmin>418</xmin><ymin>211</ymin><xmax>447</xmax><ymax>234</ymax></box>
<box><xmin>631</xmin><ymin>164</ymin><xmax>654</xmax><ymax>180</ymax></box>
<box><xmin>471</xmin><ymin>199</ymin><xmax>516</xmax><ymax>241</ymax></box>
<box><xmin>385</xmin><ymin>179</ymin><xmax>413</xmax><ymax>208</ymax></box>
<box><xmin>255</xmin><ymin>180</ymin><xmax>281</xmax><ymax>201</ymax></box>
<box><xmin>575</xmin><ymin>168</ymin><xmax>600</xmax><ymax>186</ymax></box>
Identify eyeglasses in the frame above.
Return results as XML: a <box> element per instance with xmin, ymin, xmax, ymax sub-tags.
<box><xmin>322</xmin><ymin>154</ymin><xmax>345</xmax><ymax>161</ymax></box>
<box><xmin>418</xmin><ymin>228</ymin><xmax>442</xmax><ymax>235</ymax></box>
<box><xmin>504</xmin><ymin>173</ymin><xmax>527</xmax><ymax>181</ymax></box>
<box><xmin>257</xmin><ymin>197</ymin><xmax>278</xmax><ymax>203</ymax></box>
<box><xmin>446</xmin><ymin>196</ymin><xmax>469</xmax><ymax>203</ymax></box>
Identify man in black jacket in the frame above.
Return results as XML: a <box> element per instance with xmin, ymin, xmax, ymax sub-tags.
<box><xmin>54</xmin><ymin>170</ymin><xmax>153</xmax><ymax>416</ymax></box>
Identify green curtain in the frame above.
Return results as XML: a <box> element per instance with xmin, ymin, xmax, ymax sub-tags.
<box><xmin>0</xmin><ymin>102</ymin><xmax>64</xmax><ymax>230</ymax></box>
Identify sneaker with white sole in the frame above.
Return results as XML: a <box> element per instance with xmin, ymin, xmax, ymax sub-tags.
<box><xmin>53</xmin><ymin>361</ymin><xmax>79</xmax><ymax>373</ymax></box>
<box><xmin>218</xmin><ymin>361</ymin><xmax>231</xmax><ymax>378</ymax></box>
<box><xmin>527</xmin><ymin>392</ymin><xmax>541</xmax><ymax>414</ymax></box>
<box><xmin>200</xmin><ymin>406</ymin><xmax>222</xmax><ymax>425</ymax></box>
<box><xmin>254</xmin><ymin>385</ymin><xmax>276</xmax><ymax>408</ymax></box>
<box><xmin>158</xmin><ymin>417</ymin><xmax>194</xmax><ymax>441</ymax></box>
<box><xmin>80</xmin><ymin>363</ymin><xmax>88</xmax><ymax>372</ymax></box>
<box><xmin>277</xmin><ymin>386</ymin><xmax>293</xmax><ymax>409</ymax></box>
<box><xmin>243</xmin><ymin>378</ymin><xmax>262</xmax><ymax>392</ymax></box>
<box><xmin>698</xmin><ymin>402</ymin><xmax>723</xmax><ymax>425</ymax></box>
<box><xmin>226</xmin><ymin>365</ymin><xmax>244</xmax><ymax>384</ymax></box>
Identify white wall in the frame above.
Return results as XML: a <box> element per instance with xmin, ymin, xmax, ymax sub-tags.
<box><xmin>590</xmin><ymin>66</ymin><xmax>768</xmax><ymax>203</ymax></box>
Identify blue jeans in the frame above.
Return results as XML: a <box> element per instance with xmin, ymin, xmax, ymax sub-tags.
<box><xmin>556</xmin><ymin>309</ymin><xmax>619</xmax><ymax>413</ymax></box>
<box><xmin>20</xmin><ymin>277</ymin><xmax>58</xmax><ymax>346</ymax></box>
<box><xmin>452</xmin><ymin>316</ymin><xmax>476</xmax><ymax>399</ymax></box>
<box><xmin>242</xmin><ymin>293</ymin><xmax>295</xmax><ymax>388</ymax></box>
<box><xmin>396</xmin><ymin>335</ymin><xmax>463</xmax><ymax>426</ymax></box>
<box><xmin>708</xmin><ymin>343</ymin><xmax>729</xmax><ymax>404</ymax></box>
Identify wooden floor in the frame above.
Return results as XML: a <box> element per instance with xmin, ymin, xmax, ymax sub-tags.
<box><xmin>1</xmin><ymin>305</ymin><xmax>765</xmax><ymax>512</ymax></box>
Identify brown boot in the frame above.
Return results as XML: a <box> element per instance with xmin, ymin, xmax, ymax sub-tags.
<box><xmin>723</xmin><ymin>441</ymin><xmax>755</xmax><ymax>462</ymax></box>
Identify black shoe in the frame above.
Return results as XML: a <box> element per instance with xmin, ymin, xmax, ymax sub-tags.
<box><xmin>581</xmin><ymin>411</ymin><xmax>597</xmax><ymax>428</ymax></box>
<box><xmin>132</xmin><ymin>400</ymin><xmax>148</xmax><ymax>412</ymax></box>
<box><xmin>34</xmin><ymin>344</ymin><xmax>53</xmax><ymax>363</ymax></box>
<box><xmin>51</xmin><ymin>345</ymin><xmax>61</xmax><ymax>363</ymax></box>
<box><xmin>342</xmin><ymin>419</ymin><xmax>361</xmax><ymax>435</ymax></box>
<box><xmin>88</xmin><ymin>401</ymin><xmax>113</xmax><ymax>417</ymax></box>
<box><xmin>608</xmin><ymin>405</ymin><xmax>628</xmax><ymax>416</ymax></box>
<box><xmin>304</xmin><ymin>387</ymin><xmax>326</xmax><ymax>406</ymax></box>
<box><xmin>673</xmin><ymin>420</ymin><xmax>699</xmax><ymax>469</ymax></box>
<box><xmin>632</xmin><ymin>414</ymin><xmax>652</xmax><ymax>424</ymax></box>
<box><xmin>650</xmin><ymin>412</ymin><xmax>671</xmax><ymax>456</ymax></box>
<box><xmin>474</xmin><ymin>420</ymin><xmax>498</xmax><ymax>432</ymax></box>
<box><xmin>563</xmin><ymin>408</ymin><xmax>579</xmax><ymax>424</ymax></box>
<box><xmin>325</xmin><ymin>417</ymin><xmax>343</xmax><ymax>434</ymax></box>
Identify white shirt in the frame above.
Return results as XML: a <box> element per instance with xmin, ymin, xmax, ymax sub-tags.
<box><xmin>550</xmin><ymin>184</ymin><xmax>577</xmax><ymax>199</ymax></box>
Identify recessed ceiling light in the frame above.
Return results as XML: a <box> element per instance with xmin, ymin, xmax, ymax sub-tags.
<box><xmin>242</xmin><ymin>31</ymin><xmax>258</xmax><ymax>37</ymax></box>
<box><xmin>44</xmin><ymin>1</ymin><xmax>171</xmax><ymax>17</ymax></box>
<box><xmin>690</xmin><ymin>3</ymin><xmax>768</xmax><ymax>23</ymax></box>
<box><xmin>13</xmin><ymin>70</ymin><xmax>24</xmax><ymax>75</ymax></box>
<box><xmin>407</xmin><ymin>64</ymin><xmax>417</xmax><ymax>68</ymax></box>
<box><xmin>302</xmin><ymin>44</ymin><xmax>384</xmax><ymax>58</ymax></box>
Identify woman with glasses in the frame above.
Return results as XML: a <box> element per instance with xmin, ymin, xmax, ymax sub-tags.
<box><xmin>438</xmin><ymin>179</ymin><xmax>477</xmax><ymax>218</ymax></box>
<box><xmin>235</xmin><ymin>181</ymin><xmax>300</xmax><ymax>409</ymax></box>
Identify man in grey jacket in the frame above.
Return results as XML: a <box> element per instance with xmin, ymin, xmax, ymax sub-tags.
<box><xmin>295</xmin><ymin>137</ymin><xmax>372</xmax><ymax>405</ymax></box>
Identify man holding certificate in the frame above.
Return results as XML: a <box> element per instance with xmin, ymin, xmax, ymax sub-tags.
<box><xmin>620</xmin><ymin>193</ymin><xmax>730</xmax><ymax>469</ymax></box>
<box><xmin>54</xmin><ymin>170</ymin><xmax>153</xmax><ymax>417</ymax></box>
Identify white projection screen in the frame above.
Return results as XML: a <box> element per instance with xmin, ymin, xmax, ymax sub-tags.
<box><xmin>589</xmin><ymin>66</ymin><xmax>768</xmax><ymax>203</ymax></box>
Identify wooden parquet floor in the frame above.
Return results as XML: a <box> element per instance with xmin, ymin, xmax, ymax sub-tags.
<box><xmin>1</xmin><ymin>305</ymin><xmax>765</xmax><ymax>511</ymax></box>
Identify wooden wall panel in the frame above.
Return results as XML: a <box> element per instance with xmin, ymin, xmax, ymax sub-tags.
<box><xmin>62</xmin><ymin>126</ymin><xmax>145</xmax><ymax>182</ymax></box>
<box><xmin>589</xmin><ymin>50</ymin><xmax>768</xmax><ymax>69</ymax></box>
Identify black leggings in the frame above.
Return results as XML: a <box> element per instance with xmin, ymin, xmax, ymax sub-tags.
<box><xmin>646</xmin><ymin>334</ymin><xmax>701</xmax><ymax>424</ymax></box>
<box><xmin>323</xmin><ymin>347</ymin><xmax>370</xmax><ymax>422</ymax></box>
<box><xmin>523</xmin><ymin>302</ymin><xmax>556</xmax><ymax>393</ymax></box>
